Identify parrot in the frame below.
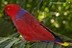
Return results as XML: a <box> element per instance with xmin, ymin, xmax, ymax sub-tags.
<box><xmin>4</xmin><ymin>4</ymin><xmax>64</xmax><ymax>44</ymax></box>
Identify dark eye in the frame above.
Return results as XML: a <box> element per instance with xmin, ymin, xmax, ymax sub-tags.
<box><xmin>7</xmin><ymin>7</ymin><xmax>10</xmax><ymax>11</ymax></box>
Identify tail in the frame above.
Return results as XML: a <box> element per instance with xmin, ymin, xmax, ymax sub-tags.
<box><xmin>54</xmin><ymin>36</ymin><xmax>63</xmax><ymax>43</ymax></box>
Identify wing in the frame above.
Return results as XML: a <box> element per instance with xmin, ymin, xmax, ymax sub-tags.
<box><xmin>13</xmin><ymin>9</ymin><xmax>55</xmax><ymax>42</ymax></box>
<box><xmin>40</xmin><ymin>23</ymin><xmax>63</xmax><ymax>42</ymax></box>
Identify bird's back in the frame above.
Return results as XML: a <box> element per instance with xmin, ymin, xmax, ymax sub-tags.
<box><xmin>12</xmin><ymin>9</ymin><xmax>61</xmax><ymax>42</ymax></box>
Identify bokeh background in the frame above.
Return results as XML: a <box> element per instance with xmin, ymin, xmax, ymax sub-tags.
<box><xmin>0</xmin><ymin>0</ymin><xmax>72</xmax><ymax>38</ymax></box>
<box><xmin>0</xmin><ymin>0</ymin><xmax>72</xmax><ymax>48</ymax></box>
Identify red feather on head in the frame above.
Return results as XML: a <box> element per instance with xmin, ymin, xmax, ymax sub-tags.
<box><xmin>4</xmin><ymin>4</ymin><xmax>63</xmax><ymax>43</ymax></box>
<box><xmin>4</xmin><ymin>4</ymin><xmax>21</xmax><ymax>18</ymax></box>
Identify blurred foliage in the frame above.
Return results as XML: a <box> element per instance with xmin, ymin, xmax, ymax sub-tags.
<box><xmin>0</xmin><ymin>33</ymin><xmax>72</xmax><ymax>48</ymax></box>
<box><xmin>0</xmin><ymin>0</ymin><xmax>72</xmax><ymax>48</ymax></box>
<box><xmin>0</xmin><ymin>0</ymin><xmax>72</xmax><ymax>38</ymax></box>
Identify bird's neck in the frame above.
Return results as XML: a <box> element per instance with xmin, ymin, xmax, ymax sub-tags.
<box><xmin>11</xmin><ymin>9</ymin><xmax>26</xmax><ymax>20</ymax></box>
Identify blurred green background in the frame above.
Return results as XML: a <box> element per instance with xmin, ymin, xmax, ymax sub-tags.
<box><xmin>0</xmin><ymin>0</ymin><xmax>72</xmax><ymax>39</ymax></box>
<box><xmin>0</xmin><ymin>0</ymin><xmax>72</xmax><ymax>48</ymax></box>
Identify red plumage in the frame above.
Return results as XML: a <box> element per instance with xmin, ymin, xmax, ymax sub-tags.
<box><xmin>14</xmin><ymin>12</ymin><xmax>55</xmax><ymax>41</ymax></box>
<box><xmin>4</xmin><ymin>4</ymin><xmax>62</xmax><ymax>42</ymax></box>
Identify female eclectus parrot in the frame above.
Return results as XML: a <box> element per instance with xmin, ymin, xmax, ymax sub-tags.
<box><xmin>4</xmin><ymin>4</ymin><xmax>63</xmax><ymax>44</ymax></box>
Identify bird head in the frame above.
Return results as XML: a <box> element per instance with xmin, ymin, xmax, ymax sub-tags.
<box><xmin>4</xmin><ymin>4</ymin><xmax>21</xmax><ymax>18</ymax></box>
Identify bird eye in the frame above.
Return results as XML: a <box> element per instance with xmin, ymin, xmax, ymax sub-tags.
<box><xmin>7</xmin><ymin>7</ymin><xmax>10</xmax><ymax>11</ymax></box>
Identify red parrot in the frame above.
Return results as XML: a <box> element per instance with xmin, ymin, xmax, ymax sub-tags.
<box><xmin>4</xmin><ymin>4</ymin><xmax>63</xmax><ymax>43</ymax></box>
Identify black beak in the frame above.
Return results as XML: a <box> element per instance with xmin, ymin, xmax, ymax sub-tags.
<box><xmin>3</xmin><ymin>10</ymin><xmax>8</xmax><ymax>17</ymax></box>
<box><xmin>3</xmin><ymin>10</ymin><xmax>10</xmax><ymax>20</ymax></box>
